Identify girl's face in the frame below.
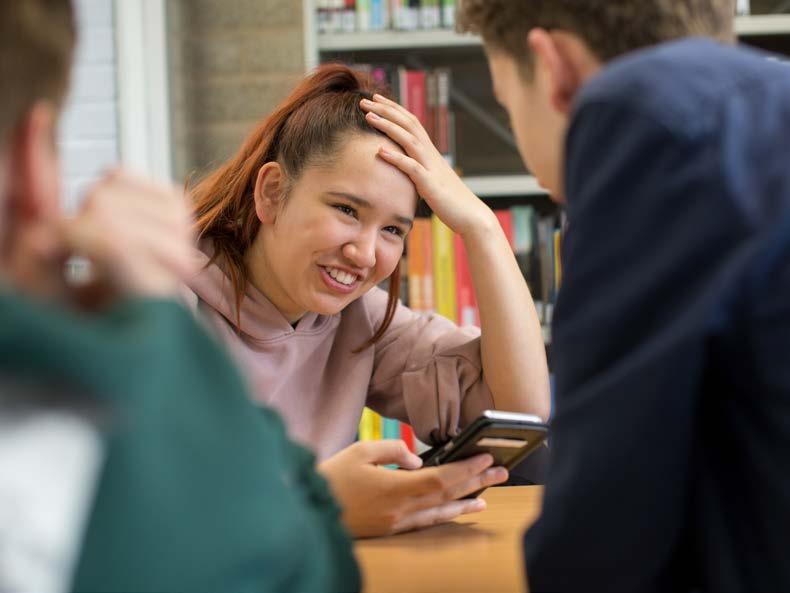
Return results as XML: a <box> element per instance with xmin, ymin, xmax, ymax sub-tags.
<box><xmin>251</xmin><ymin>134</ymin><xmax>418</xmax><ymax>322</ymax></box>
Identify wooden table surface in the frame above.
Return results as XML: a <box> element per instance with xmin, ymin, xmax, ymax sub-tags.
<box><xmin>354</xmin><ymin>486</ymin><xmax>544</xmax><ymax>593</ymax></box>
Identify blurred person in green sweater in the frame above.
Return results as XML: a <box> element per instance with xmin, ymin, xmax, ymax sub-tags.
<box><xmin>0</xmin><ymin>1</ymin><xmax>361</xmax><ymax>591</ymax></box>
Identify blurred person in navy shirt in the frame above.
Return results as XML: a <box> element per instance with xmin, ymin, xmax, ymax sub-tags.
<box><xmin>455</xmin><ymin>0</ymin><xmax>790</xmax><ymax>591</ymax></box>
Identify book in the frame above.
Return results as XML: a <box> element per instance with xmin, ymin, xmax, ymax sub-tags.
<box><xmin>454</xmin><ymin>233</ymin><xmax>479</xmax><ymax>326</ymax></box>
<box><xmin>420</xmin><ymin>218</ymin><xmax>435</xmax><ymax>312</ymax></box>
<box><xmin>342</xmin><ymin>0</ymin><xmax>357</xmax><ymax>32</ymax></box>
<box><xmin>407</xmin><ymin>218</ymin><xmax>426</xmax><ymax>310</ymax></box>
<box><xmin>435</xmin><ymin>68</ymin><xmax>453</xmax><ymax>164</ymax></box>
<box><xmin>399</xmin><ymin>68</ymin><xmax>427</xmax><ymax>127</ymax></box>
<box><xmin>400</xmin><ymin>423</ymin><xmax>416</xmax><ymax>452</ymax></box>
<box><xmin>358</xmin><ymin>407</ymin><xmax>376</xmax><ymax>440</ymax></box>
<box><xmin>356</xmin><ymin>0</ymin><xmax>371</xmax><ymax>31</ymax></box>
<box><xmin>370</xmin><ymin>0</ymin><xmax>389</xmax><ymax>29</ymax></box>
<box><xmin>421</xmin><ymin>0</ymin><xmax>441</xmax><ymax>29</ymax></box>
<box><xmin>494</xmin><ymin>209</ymin><xmax>515</xmax><ymax>251</ymax></box>
<box><xmin>441</xmin><ymin>0</ymin><xmax>456</xmax><ymax>28</ymax></box>
<box><xmin>511</xmin><ymin>205</ymin><xmax>539</xmax><ymax>298</ymax></box>
<box><xmin>432</xmin><ymin>214</ymin><xmax>457</xmax><ymax>322</ymax></box>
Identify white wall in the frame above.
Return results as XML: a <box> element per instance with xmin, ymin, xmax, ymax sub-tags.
<box><xmin>58</xmin><ymin>0</ymin><xmax>119</xmax><ymax>214</ymax></box>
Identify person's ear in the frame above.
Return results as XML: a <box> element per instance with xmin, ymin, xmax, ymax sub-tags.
<box><xmin>528</xmin><ymin>29</ymin><xmax>589</xmax><ymax>115</ymax></box>
<box><xmin>6</xmin><ymin>102</ymin><xmax>61</xmax><ymax>227</ymax></box>
<box><xmin>253</xmin><ymin>162</ymin><xmax>286</xmax><ymax>224</ymax></box>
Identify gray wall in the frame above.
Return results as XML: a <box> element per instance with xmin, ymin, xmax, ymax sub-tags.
<box><xmin>167</xmin><ymin>0</ymin><xmax>308</xmax><ymax>182</ymax></box>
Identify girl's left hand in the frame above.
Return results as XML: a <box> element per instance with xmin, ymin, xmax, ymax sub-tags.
<box><xmin>360</xmin><ymin>94</ymin><xmax>496</xmax><ymax>238</ymax></box>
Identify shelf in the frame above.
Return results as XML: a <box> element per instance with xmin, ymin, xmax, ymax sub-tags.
<box><xmin>735</xmin><ymin>14</ymin><xmax>790</xmax><ymax>36</ymax></box>
<box><xmin>463</xmin><ymin>175</ymin><xmax>548</xmax><ymax>197</ymax></box>
<box><xmin>317</xmin><ymin>15</ymin><xmax>790</xmax><ymax>52</ymax></box>
<box><xmin>318</xmin><ymin>29</ymin><xmax>479</xmax><ymax>51</ymax></box>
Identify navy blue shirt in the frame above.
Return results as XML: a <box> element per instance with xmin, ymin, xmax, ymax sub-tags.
<box><xmin>524</xmin><ymin>39</ymin><xmax>790</xmax><ymax>592</ymax></box>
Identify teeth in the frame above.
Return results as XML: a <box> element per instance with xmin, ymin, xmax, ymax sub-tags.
<box><xmin>326</xmin><ymin>267</ymin><xmax>357</xmax><ymax>286</ymax></box>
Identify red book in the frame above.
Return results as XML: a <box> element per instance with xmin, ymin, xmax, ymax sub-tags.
<box><xmin>403</xmin><ymin>69</ymin><xmax>427</xmax><ymax>127</ymax></box>
<box><xmin>454</xmin><ymin>233</ymin><xmax>479</xmax><ymax>326</ymax></box>
<box><xmin>399</xmin><ymin>423</ymin><xmax>416</xmax><ymax>452</ymax></box>
<box><xmin>495</xmin><ymin>209</ymin><xmax>515</xmax><ymax>251</ymax></box>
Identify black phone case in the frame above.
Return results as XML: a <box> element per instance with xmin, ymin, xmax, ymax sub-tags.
<box><xmin>420</xmin><ymin>417</ymin><xmax>548</xmax><ymax>498</ymax></box>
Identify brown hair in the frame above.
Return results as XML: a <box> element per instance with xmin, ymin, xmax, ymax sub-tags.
<box><xmin>458</xmin><ymin>0</ymin><xmax>735</xmax><ymax>77</ymax></box>
<box><xmin>191</xmin><ymin>63</ymin><xmax>403</xmax><ymax>350</ymax></box>
<box><xmin>0</xmin><ymin>0</ymin><xmax>76</xmax><ymax>144</ymax></box>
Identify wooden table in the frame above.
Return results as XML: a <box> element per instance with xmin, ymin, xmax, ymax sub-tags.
<box><xmin>354</xmin><ymin>486</ymin><xmax>543</xmax><ymax>593</ymax></box>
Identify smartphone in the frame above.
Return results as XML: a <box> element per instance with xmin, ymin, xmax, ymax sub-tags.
<box><xmin>419</xmin><ymin>410</ymin><xmax>549</xmax><ymax>497</ymax></box>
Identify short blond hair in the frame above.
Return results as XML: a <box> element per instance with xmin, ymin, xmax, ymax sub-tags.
<box><xmin>458</xmin><ymin>0</ymin><xmax>735</xmax><ymax>76</ymax></box>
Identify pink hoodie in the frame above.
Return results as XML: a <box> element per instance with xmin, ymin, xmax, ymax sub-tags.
<box><xmin>185</xmin><ymin>247</ymin><xmax>493</xmax><ymax>461</ymax></box>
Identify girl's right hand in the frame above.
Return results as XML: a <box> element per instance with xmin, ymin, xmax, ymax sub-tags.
<box><xmin>317</xmin><ymin>440</ymin><xmax>508</xmax><ymax>538</ymax></box>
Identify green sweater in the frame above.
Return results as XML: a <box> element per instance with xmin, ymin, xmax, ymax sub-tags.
<box><xmin>0</xmin><ymin>292</ymin><xmax>360</xmax><ymax>593</ymax></box>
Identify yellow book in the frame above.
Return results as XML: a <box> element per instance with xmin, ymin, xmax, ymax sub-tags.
<box><xmin>371</xmin><ymin>410</ymin><xmax>382</xmax><ymax>440</ymax></box>
<box><xmin>553</xmin><ymin>228</ymin><xmax>562</xmax><ymax>291</ymax></box>
<box><xmin>431</xmin><ymin>215</ymin><xmax>457</xmax><ymax>323</ymax></box>
<box><xmin>358</xmin><ymin>407</ymin><xmax>375</xmax><ymax>441</ymax></box>
<box><xmin>359</xmin><ymin>407</ymin><xmax>384</xmax><ymax>441</ymax></box>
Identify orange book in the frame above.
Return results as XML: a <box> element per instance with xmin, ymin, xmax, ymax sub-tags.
<box><xmin>419</xmin><ymin>218</ymin><xmax>434</xmax><ymax>313</ymax></box>
<box><xmin>407</xmin><ymin>219</ymin><xmax>425</xmax><ymax>310</ymax></box>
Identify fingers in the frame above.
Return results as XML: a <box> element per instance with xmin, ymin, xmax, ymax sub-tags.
<box><xmin>392</xmin><ymin>497</ymin><xmax>487</xmax><ymax>534</ymax></box>
<box><xmin>360</xmin><ymin>96</ymin><xmax>428</xmax><ymax>141</ymax></box>
<box><xmin>364</xmin><ymin>110</ymin><xmax>427</xmax><ymax>163</ymax></box>
<box><xmin>376</xmin><ymin>147</ymin><xmax>430</xmax><ymax>191</ymax></box>
<box><xmin>351</xmin><ymin>439</ymin><xmax>423</xmax><ymax>470</ymax></box>
<box><xmin>396</xmin><ymin>454</ymin><xmax>509</xmax><ymax>511</ymax></box>
<box><xmin>59</xmin><ymin>168</ymin><xmax>197</xmax><ymax>299</ymax></box>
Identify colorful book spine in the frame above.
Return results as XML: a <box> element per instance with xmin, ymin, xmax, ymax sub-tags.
<box><xmin>356</xmin><ymin>0</ymin><xmax>371</xmax><ymax>31</ymax></box>
<box><xmin>420</xmin><ymin>218</ymin><xmax>435</xmax><ymax>313</ymax></box>
<box><xmin>511</xmin><ymin>205</ymin><xmax>538</xmax><ymax>298</ymax></box>
<box><xmin>358</xmin><ymin>407</ymin><xmax>376</xmax><ymax>440</ymax></box>
<box><xmin>454</xmin><ymin>233</ymin><xmax>479</xmax><ymax>326</ymax></box>
<box><xmin>553</xmin><ymin>228</ymin><xmax>563</xmax><ymax>292</ymax></box>
<box><xmin>342</xmin><ymin>0</ymin><xmax>357</xmax><ymax>32</ymax></box>
<box><xmin>441</xmin><ymin>0</ymin><xmax>456</xmax><ymax>28</ymax></box>
<box><xmin>404</xmin><ymin>69</ymin><xmax>427</xmax><ymax>127</ymax></box>
<box><xmin>420</xmin><ymin>0</ymin><xmax>441</xmax><ymax>28</ymax></box>
<box><xmin>424</xmin><ymin>71</ymin><xmax>438</xmax><ymax>147</ymax></box>
<box><xmin>399</xmin><ymin>423</ymin><xmax>416</xmax><ymax>452</ymax></box>
<box><xmin>382</xmin><ymin>417</ymin><xmax>401</xmax><ymax>440</ymax></box>
<box><xmin>407</xmin><ymin>218</ymin><xmax>425</xmax><ymax>311</ymax></box>
<box><xmin>370</xmin><ymin>0</ymin><xmax>388</xmax><ymax>30</ymax></box>
<box><xmin>432</xmin><ymin>215</ymin><xmax>457</xmax><ymax>323</ymax></box>
<box><xmin>495</xmin><ymin>209</ymin><xmax>515</xmax><ymax>251</ymax></box>
<box><xmin>435</xmin><ymin>68</ymin><xmax>452</xmax><ymax>163</ymax></box>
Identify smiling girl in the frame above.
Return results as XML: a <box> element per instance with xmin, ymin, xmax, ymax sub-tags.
<box><xmin>185</xmin><ymin>64</ymin><xmax>549</xmax><ymax>537</ymax></box>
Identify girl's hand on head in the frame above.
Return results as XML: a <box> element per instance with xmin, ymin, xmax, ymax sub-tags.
<box><xmin>360</xmin><ymin>94</ymin><xmax>499</xmax><ymax>240</ymax></box>
<box><xmin>317</xmin><ymin>440</ymin><xmax>508</xmax><ymax>538</ymax></box>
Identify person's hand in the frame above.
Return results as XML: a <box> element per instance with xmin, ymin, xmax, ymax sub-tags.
<box><xmin>59</xmin><ymin>169</ymin><xmax>197</xmax><ymax>306</ymax></box>
<box><xmin>360</xmin><ymin>94</ymin><xmax>498</xmax><ymax>239</ymax></box>
<box><xmin>317</xmin><ymin>440</ymin><xmax>508</xmax><ymax>538</ymax></box>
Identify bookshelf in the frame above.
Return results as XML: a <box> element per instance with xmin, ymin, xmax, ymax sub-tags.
<box><xmin>306</xmin><ymin>3</ymin><xmax>790</xmax><ymax>450</ymax></box>
<box><xmin>316</xmin><ymin>15</ymin><xmax>790</xmax><ymax>53</ymax></box>
<box><xmin>305</xmin><ymin>2</ymin><xmax>790</xmax><ymax>348</ymax></box>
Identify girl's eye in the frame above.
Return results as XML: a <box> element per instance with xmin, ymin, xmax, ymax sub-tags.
<box><xmin>334</xmin><ymin>204</ymin><xmax>357</xmax><ymax>218</ymax></box>
<box><xmin>384</xmin><ymin>226</ymin><xmax>404</xmax><ymax>237</ymax></box>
